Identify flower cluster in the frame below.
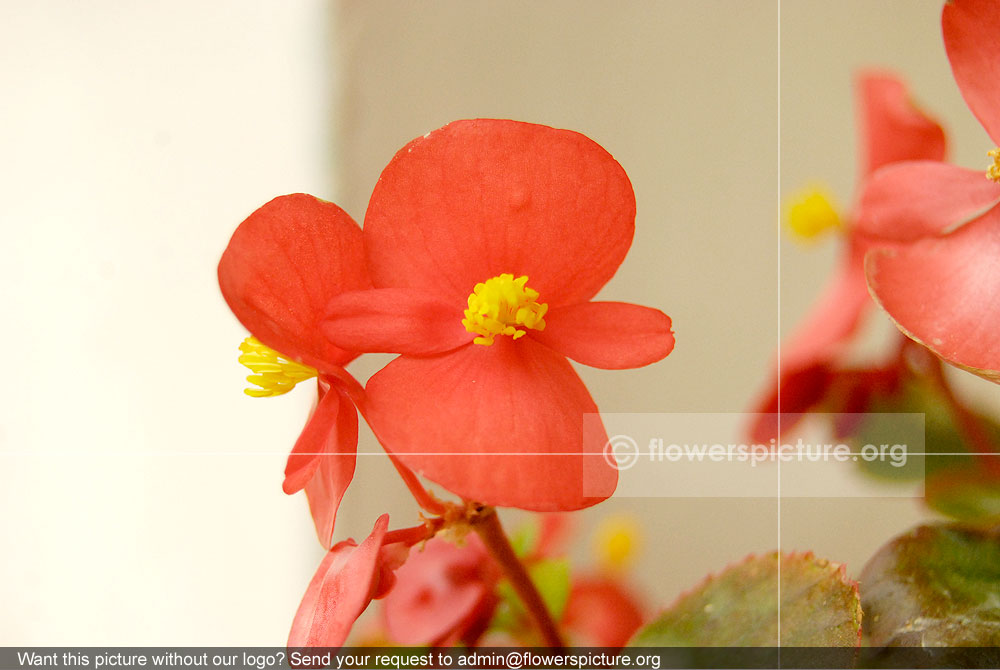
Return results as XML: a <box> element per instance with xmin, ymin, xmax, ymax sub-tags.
<box><xmin>218</xmin><ymin>119</ymin><xmax>674</xmax><ymax>645</ymax></box>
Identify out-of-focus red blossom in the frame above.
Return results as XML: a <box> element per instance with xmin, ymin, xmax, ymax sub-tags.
<box><xmin>857</xmin><ymin>0</ymin><xmax>1000</xmax><ymax>382</ymax></box>
<box><xmin>288</xmin><ymin>515</ymin><xmax>433</xmax><ymax>648</ymax></box>
<box><xmin>320</xmin><ymin>119</ymin><xmax>674</xmax><ymax>511</ymax></box>
<box><xmin>750</xmin><ymin>72</ymin><xmax>947</xmax><ymax>442</ymax></box>
<box><xmin>382</xmin><ymin>533</ymin><xmax>501</xmax><ymax>646</ymax></box>
<box><xmin>562</xmin><ymin>575</ymin><xmax>645</xmax><ymax>647</ymax></box>
<box><xmin>218</xmin><ymin>194</ymin><xmax>372</xmax><ymax>548</ymax></box>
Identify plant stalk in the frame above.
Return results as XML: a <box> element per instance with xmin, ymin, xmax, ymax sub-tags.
<box><xmin>471</xmin><ymin>506</ymin><xmax>565</xmax><ymax>648</ymax></box>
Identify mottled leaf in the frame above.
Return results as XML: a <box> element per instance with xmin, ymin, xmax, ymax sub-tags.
<box><xmin>630</xmin><ymin>552</ymin><xmax>861</xmax><ymax>647</ymax></box>
<box><xmin>861</xmin><ymin>523</ymin><xmax>1000</xmax><ymax>647</ymax></box>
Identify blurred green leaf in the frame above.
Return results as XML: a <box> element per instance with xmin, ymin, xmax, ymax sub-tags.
<box><xmin>629</xmin><ymin>552</ymin><xmax>861</xmax><ymax>647</ymax></box>
<box><xmin>529</xmin><ymin>559</ymin><xmax>570</xmax><ymax>620</ymax></box>
<box><xmin>508</xmin><ymin>519</ymin><xmax>540</xmax><ymax>558</ymax></box>
<box><xmin>860</xmin><ymin>523</ymin><xmax>1000</xmax><ymax>647</ymax></box>
<box><xmin>926</xmin><ymin>467</ymin><xmax>1000</xmax><ymax>525</ymax></box>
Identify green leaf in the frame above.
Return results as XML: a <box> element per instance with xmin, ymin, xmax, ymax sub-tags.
<box><xmin>529</xmin><ymin>559</ymin><xmax>570</xmax><ymax>620</ymax></box>
<box><xmin>926</xmin><ymin>468</ymin><xmax>1000</xmax><ymax>526</ymax></box>
<box><xmin>508</xmin><ymin>519</ymin><xmax>540</xmax><ymax>558</ymax></box>
<box><xmin>860</xmin><ymin>523</ymin><xmax>1000</xmax><ymax>647</ymax></box>
<box><xmin>629</xmin><ymin>552</ymin><xmax>861</xmax><ymax>647</ymax></box>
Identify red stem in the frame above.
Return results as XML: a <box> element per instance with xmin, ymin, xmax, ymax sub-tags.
<box><xmin>472</xmin><ymin>506</ymin><xmax>565</xmax><ymax>648</ymax></box>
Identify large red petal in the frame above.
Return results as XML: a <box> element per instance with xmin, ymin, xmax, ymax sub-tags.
<box><xmin>857</xmin><ymin>71</ymin><xmax>947</xmax><ymax>178</ymax></box>
<box><xmin>943</xmin><ymin>0</ymin><xmax>1000</xmax><ymax>144</ymax></box>
<box><xmin>218</xmin><ymin>194</ymin><xmax>371</xmax><ymax>371</ymax></box>
<box><xmin>322</xmin><ymin>289</ymin><xmax>472</xmax><ymax>355</ymax></box>
<box><xmin>364</xmin><ymin>119</ymin><xmax>635</xmax><ymax>307</ymax></box>
<box><xmin>855</xmin><ymin>162</ymin><xmax>1000</xmax><ymax>242</ymax></box>
<box><xmin>383</xmin><ymin>535</ymin><xmax>496</xmax><ymax>645</ymax></box>
<box><xmin>303</xmin><ymin>388</ymin><xmax>359</xmax><ymax>549</ymax></box>
<box><xmin>531</xmin><ymin>302</ymin><xmax>674</xmax><ymax>370</ymax></box>
<box><xmin>365</xmin><ymin>338</ymin><xmax>617</xmax><ymax>511</ymax></box>
<box><xmin>287</xmin><ymin>514</ymin><xmax>389</xmax><ymax>648</ymax></box>
<box><xmin>866</xmin><ymin>208</ymin><xmax>1000</xmax><ymax>382</ymax></box>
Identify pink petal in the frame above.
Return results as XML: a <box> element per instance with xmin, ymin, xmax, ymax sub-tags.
<box><xmin>363</xmin><ymin>119</ymin><xmax>635</xmax><ymax>307</ymax></box>
<box><xmin>383</xmin><ymin>535</ymin><xmax>496</xmax><ymax>645</ymax></box>
<box><xmin>943</xmin><ymin>0</ymin><xmax>1000</xmax><ymax>144</ymax></box>
<box><xmin>781</xmin><ymin>244</ymin><xmax>870</xmax><ymax>371</ymax></box>
<box><xmin>856</xmin><ymin>71</ymin><xmax>947</xmax><ymax>177</ymax></box>
<box><xmin>322</xmin><ymin>288</ymin><xmax>472</xmax><ymax>355</ymax></box>
<box><xmin>288</xmin><ymin>514</ymin><xmax>389</xmax><ymax>648</ymax></box>
<box><xmin>218</xmin><ymin>194</ymin><xmax>371</xmax><ymax>371</ymax></box>
<box><xmin>563</xmin><ymin>575</ymin><xmax>644</xmax><ymax>648</ymax></box>
<box><xmin>303</xmin><ymin>388</ymin><xmax>359</xmax><ymax>549</ymax></box>
<box><xmin>531</xmin><ymin>302</ymin><xmax>674</xmax><ymax>370</ymax></box>
<box><xmin>282</xmin><ymin>385</ymin><xmax>341</xmax><ymax>495</ymax></box>
<box><xmin>866</xmin><ymin>208</ymin><xmax>1000</xmax><ymax>382</ymax></box>
<box><xmin>855</xmin><ymin>161</ymin><xmax>1000</xmax><ymax>242</ymax></box>
<box><xmin>364</xmin><ymin>338</ymin><xmax>617</xmax><ymax>511</ymax></box>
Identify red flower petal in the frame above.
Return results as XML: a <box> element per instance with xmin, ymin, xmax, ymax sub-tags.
<box><xmin>781</xmin><ymin>245</ymin><xmax>870</xmax><ymax>372</ymax></box>
<box><xmin>943</xmin><ymin>0</ymin><xmax>1000</xmax><ymax>144</ymax></box>
<box><xmin>288</xmin><ymin>514</ymin><xmax>389</xmax><ymax>648</ymax></box>
<box><xmin>383</xmin><ymin>535</ymin><xmax>497</xmax><ymax>645</ymax></box>
<box><xmin>857</xmin><ymin>71</ymin><xmax>947</xmax><ymax>177</ymax></box>
<box><xmin>322</xmin><ymin>289</ymin><xmax>472</xmax><ymax>355</ymax></box>
<box><xmin>531</xmin><ymin>302</ymin><xmax>674</xmax><ymax>370</ymax></box>
<box><xmin>365</xmin><ymin>338</ymin><xmax>617</xmax><ymax>511</ymax></box>
<box><xmin>562</xmin><ymin>575</ymin><xmax>644</xmax><ymax>648</ymax></box>
<box><xmin>363</xmin><ymin>119</ymin><xmax>635</xmax><ymax>307</ymax></box>
<box><xmin>855</xmin><ymin>162</ymin><xmax>1000</xmax><ymax>242</ymax></box>
<box><xmin>747</xmin><ymin>364</ymin><xmax>834</xmax><ymax>445</ymax></box>
<box><xmin>866</xmin><ymin>208</ymin><xmax>1000</xmax><ymax>382</ymax></box>
<box><xmin>218</xmin><ymin>194</ymin><xmax>371</xmax><ymax>371</ymax></box>
<box><xmin>303</xmin><ymin>388</ymin><xmax>359</xmax><ymax>549</ymax></box>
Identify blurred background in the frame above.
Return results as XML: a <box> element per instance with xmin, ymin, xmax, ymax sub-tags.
<box><xmin>0</xmin><ymin>0</ymin><xmax>988</xmax><ymax>645</ymax></box>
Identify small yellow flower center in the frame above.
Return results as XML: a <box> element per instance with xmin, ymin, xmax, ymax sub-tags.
<box><xmin>238</xmin><ymin>336</ymin><xmax>316</xmax><ymax>397</ymax></box>
<box><xmin>785</xmin><ymin>186</ymin><xmax>841</xmax><ymax>242</ymax></box>
<box><xmin>593</xmin><ymin>516</ymin><xmax>641</xmax><ymax>571</ymax></box>
<box><xmin>462</xmin><ymin>274</ymin><xmax>548</xmax><ymax>346</ymax></box>
<box><xmin>987</xmin><ymin>148</ymin><xmax>1000</xmax><ymax>183</ymax></box>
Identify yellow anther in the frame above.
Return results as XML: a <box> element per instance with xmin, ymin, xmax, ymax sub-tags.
<box><xmin>987</xmin><ymin>149</ymin><xmax>1000</xmax><ymax>183</ymax></box>
<box><xmin>462</xmin><ymin>274</ymin><xmax>548</xmax><ymax>346</ymax></box>
<box><xmin>237</xmin><ymin>336</ymin><xmax>316</xmax><ymax>397</ymax></box>
<box><xmin>785</xmin><ymin>186</ymin><xmax>842</xmax><ymax>242</ymax></box>
<box><xmin>593</xmin><ymin>516</ymin><xmax>641</xmax><ymax>571</ymax></box>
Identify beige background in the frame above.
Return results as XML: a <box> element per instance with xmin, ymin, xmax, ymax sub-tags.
<box><xmin>1</xmin><ymin>0</ymin><xmax>990</xmax><ymax>645</ymax></box>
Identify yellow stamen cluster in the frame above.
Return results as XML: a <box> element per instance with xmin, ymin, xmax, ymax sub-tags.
<box><xmin>987</xmin><ymin>148</ymin><xmax>1000</xmax><ymax>183</ymax></box>
<box><xmin>593</xmin><ymin>516</ymin><xmax>641</xmax><ymax>571</ymax></box>
<box><xmin>238</xmin><ymin>336</ymin><xmax>316</xmax><ymax>397</ymax></box>
<box><xmin>785</xmin><ymin>187</ymin><xmax>842</xmax><ymax>242</ymax></box>
<box><xmin>462</xmin><ymin>274</ymin><xmax>548</xmax><ymax>346</ymax></box>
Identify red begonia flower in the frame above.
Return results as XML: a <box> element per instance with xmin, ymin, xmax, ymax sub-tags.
<box><xmin>218</xmin><ymin>194</ymin><xmax>372</xmax><ymax>546</ymax></box>
<box><xmin>749</xmin><ymin>73</ymin><xmax>946</xmax><ymax>440</ymax></box>
<box><xmin>562</xmin><ymin>575</ymin><xmax>644</xmax><ymax>648</ymax></box>
<box><xmin>322</xmin><ymin>119</ymin><xmax>675</xmax><ymax>511</ymax></box>
<box><xmin>382</xmin><ymin>534</ymin><xmax>500</xmax><ymax>646</ymax></box>
<box><xmin>856</xmin><ymin>0</ymin><xmax>1000</xmax><ymax>382</ymax></box>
